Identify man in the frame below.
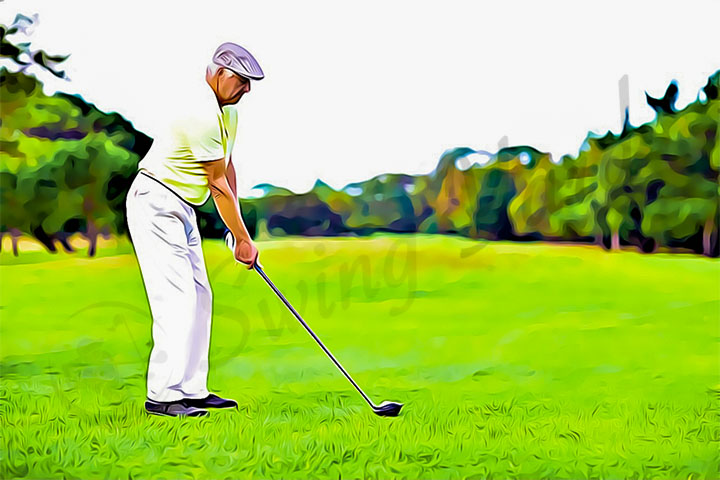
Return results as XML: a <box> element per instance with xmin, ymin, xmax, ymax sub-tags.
<box><xmin>125</xmin><ymin>42</ymin><xmax>262</xmax><ymax>417</ymax></box>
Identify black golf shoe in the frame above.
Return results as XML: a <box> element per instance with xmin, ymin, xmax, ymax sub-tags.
<box><xmin>144</xmin><ymin>399</ymin><xmax>209</xmax><ymax>417</ymax></box>
<box><xmin>182</xmin><ymin>393</ymin><xmax>238</xmax><ymax>410</ymax></box>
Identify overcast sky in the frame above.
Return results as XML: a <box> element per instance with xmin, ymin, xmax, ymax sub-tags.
<box><xmin>3</xmin><ymin>1</ymin><xmax>719</xmax><ymax>196</ymax></box>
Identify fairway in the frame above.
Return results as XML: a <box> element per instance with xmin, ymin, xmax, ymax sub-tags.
<box><xmin>1</xmin><ymin>234</ymin><xmax>719</xmax><ymax>479</ymax></box>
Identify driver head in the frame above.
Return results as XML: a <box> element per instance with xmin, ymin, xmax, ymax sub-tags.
<box><xmin>373</xmin><ymin>401</ymin><xmax>403</xmax><ymax>417</ymax></box>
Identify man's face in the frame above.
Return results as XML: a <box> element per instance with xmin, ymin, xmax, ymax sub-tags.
<box><xmin>219</xmin><ymin>68</ymin><xmax>251</xmax><ymax>104</ymax></box>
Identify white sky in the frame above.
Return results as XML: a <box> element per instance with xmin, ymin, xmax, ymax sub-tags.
<box><xmin>3</xmin><ymin>0</ymin><xmax>719</xmax><ymax>197</ymax></box>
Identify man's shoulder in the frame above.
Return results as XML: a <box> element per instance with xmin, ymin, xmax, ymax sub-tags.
<box><xmin>169</xmin><ymin>100</ymin><xmax>222</xmax><ymax>137</ymax></box>
<box><xmin>163</xmin><ymin>81</ymin><xmax>220</xmax><ymax>122</ymax></box>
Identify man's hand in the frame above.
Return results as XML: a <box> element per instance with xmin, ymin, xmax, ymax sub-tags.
<box><xmin>234</xmin><ymin>236</ymin><xmax>259</xmax><ymax>269</ymax></box>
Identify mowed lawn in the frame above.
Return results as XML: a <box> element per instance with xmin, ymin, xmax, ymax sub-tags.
<box><xmin>1</xmin><ymin>233</ymin><xmax>718</xmax><ymax>479</ymax></box>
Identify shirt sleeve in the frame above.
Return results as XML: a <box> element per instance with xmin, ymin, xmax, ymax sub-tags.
<box><xmin>222</xmin><ymin>106</ymin><xmax>238</xmax><ymax>162</ymax></box>
<box><xmin>185</xmin><ymin>109</ymin><xmax>225</xmax><ymax>162</ymax></box>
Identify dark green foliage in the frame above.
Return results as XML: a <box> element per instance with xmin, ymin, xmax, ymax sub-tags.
<box><xmin>0</xmin><ymin>68</ymin><xmax>150</xmax><ymax>255</ymax></box>
<box><xmin>474</xmin><ymin>169</ymin><xmax>517</xmax><ymax>240</ymax></box>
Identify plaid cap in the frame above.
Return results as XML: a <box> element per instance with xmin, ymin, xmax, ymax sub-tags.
<box><xmin>212</xmin><ymin>42</ymin><xmax>264</xmax><ymax>80</ymax></box>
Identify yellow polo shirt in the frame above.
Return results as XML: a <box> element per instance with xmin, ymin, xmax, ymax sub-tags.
<box><xmin>138</xmin><ymin>81</ymin><xmax>238</xmax><ymax>206</ymax></box>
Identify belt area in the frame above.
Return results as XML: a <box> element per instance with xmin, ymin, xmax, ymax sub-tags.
<box><xmin>138</xmin><ymin>171</ymin><xmax>197</xmax><ymax>209</ymax></box>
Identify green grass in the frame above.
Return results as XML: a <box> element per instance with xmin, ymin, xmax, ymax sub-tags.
<box><xmin>1</xmin><ymin>233</ymin><xmax>719</xmax><ymax>479</ymax></box>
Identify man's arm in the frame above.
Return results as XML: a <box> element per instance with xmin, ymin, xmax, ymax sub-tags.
<box><xmin>226</xmin><ymin>156</ymin><xmax>238</xmax><ymax>199</ymax></box>
<box><xmin>202</xmin><ymin>158</ymin><xmax>253</xmax><ymax>249</ymax></box>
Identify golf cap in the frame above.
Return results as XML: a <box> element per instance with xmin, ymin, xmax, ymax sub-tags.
<box><xmin>212</xmin><ymin>42</ymin><xmax>264</xmax><ymax>81</ymax></box>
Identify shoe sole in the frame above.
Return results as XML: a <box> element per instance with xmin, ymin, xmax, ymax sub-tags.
<box><xmin>182</xmin><ymin>403</ymin><xmax>238</xmax><ymax>410</ymax></box>
<box><xmin>145</xmin><ymin>409</ymin><xmax>209</xmax><ymax>418</ymax></box>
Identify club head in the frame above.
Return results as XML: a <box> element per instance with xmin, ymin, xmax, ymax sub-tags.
<box><xmin>372</xmin><ymin>401</ymin><xmax>403</xmax><ymax>417</ymax></box>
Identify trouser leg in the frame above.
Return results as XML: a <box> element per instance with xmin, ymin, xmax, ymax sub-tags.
<box><xmin>179</xmin><ymin>212</ymin><xmax>213</xmax><ymax>399</ymax></box>
<box><xmin>126</xmin><ymin>174</ymin><xmax>206</xmax><ymax>402</ymax></box>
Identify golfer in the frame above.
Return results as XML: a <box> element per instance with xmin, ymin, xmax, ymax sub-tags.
<box><xmin>125</xmin><ymin>42</ymin><xmax>262</xmax><ymax>417</ymax></box>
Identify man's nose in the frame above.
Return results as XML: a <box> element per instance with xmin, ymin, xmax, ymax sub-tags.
<box><xmin>245</xmin><ymin>82</ymin><xmax>251</xmax><ymax>93</ymax></box>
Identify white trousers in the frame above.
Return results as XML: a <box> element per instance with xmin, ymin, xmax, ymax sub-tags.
<box><xmin>126</xmin><ymin>172</ymin><xmax>212</xmax><ymax>402</ymax></box>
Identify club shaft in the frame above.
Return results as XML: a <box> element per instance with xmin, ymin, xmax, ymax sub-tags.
<box><xmin>253</xmin><ymin>264</ymin><xmax>376</xmax><ymax>408</ymax></box>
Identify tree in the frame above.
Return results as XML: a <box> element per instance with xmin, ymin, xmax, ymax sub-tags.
<box><xmin>0</xmin><ymin>65</ymin><xmax>149</xmax><ymax>255</ymax></box>
<box><xmin>546</xmin><ymin>147</ymin><xmax>601</xmax><ymax>243</ymax></box>
<box><xmin>507</xmin><ymin>151</ymin><xmax>555</xmax><ymax>239</ymax></box>
<box><xmin>1</xmin><ymin>14</ymin><xmax>70</xmax><ymax>79</ymax></box>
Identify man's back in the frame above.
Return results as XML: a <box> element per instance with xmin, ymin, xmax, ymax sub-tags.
<box><xmin>138</xmin><ymin>78</ymin><xmax>238</xmax><ymax>206</ymax></box>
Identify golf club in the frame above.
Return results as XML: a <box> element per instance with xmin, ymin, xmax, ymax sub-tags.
<box><xmin>252</xmin><ymin>262</ymin><xmax>403</xmax><ymax>417</ymax></box>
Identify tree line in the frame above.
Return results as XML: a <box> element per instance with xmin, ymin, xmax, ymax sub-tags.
<box><xmin>1</xmin><ymin>15</ymin><xmax>717</xmax><ymax>256</ymax></box>
<box><xmin>198</xmin><ymin>71</ymin><xmax>718</xmax><ymax>257</ymax></box>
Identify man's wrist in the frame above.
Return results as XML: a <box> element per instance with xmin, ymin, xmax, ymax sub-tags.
<box><xmin>230</xmin><ymin>230</ymin><xmax>252</xmax><ymax>244</ymax></box>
